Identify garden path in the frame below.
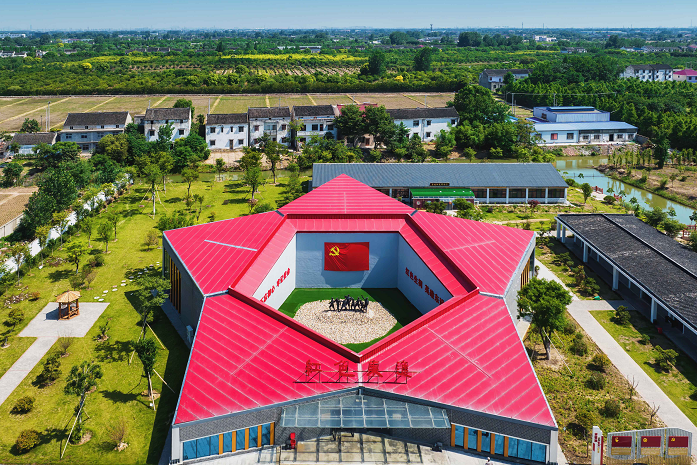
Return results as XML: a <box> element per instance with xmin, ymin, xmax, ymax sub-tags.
<box><xmin>0</xmin><ymin>302</ymin><xmax>108</xmax><ymax>409</ymax></box>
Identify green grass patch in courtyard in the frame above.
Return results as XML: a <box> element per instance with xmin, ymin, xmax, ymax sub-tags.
<box><xmin>278</xmin><ymin>288</ymin><xmax>422</xmax><ymax>352</ymax></box>
<box><xmin>592</xmin><ymin>310</ymin><xmax>697</xmax><ymax>427</ymax></box>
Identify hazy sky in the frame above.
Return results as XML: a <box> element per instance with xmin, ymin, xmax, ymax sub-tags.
<box><xmin>3</xmin><ymin>0</ymin><xmax>697</xmax><ymax>31</ymax></box>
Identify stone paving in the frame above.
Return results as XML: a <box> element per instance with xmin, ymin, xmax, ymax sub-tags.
<box><xmin>0</xmin><ymin>302</ymin><xmax>109</xmax><ymax>409</ymax></box>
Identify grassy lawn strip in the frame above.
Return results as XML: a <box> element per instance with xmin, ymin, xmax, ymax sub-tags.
<box><xmin>526</xmin><ymin>313</ymin><xmax>663</xmax><ymax>462</ymax></box>
<box><xmin>0</xmin><ymin>174</ymin><xmax>299</xmax><ymax>463</ymax></box>
<box><xmin>592</xmin><ymin>310</ymin><xmax>697</xmax><ymax>427</ymax></box>
<box><xmin>278</xmin><ymin>288</ymin><xmax>422</xmax><ymax>352</ymax></box>
<box><xmin>536</xmin><ymin>238</ymin><xmax>620</xmax><ymax>301</ymax></box>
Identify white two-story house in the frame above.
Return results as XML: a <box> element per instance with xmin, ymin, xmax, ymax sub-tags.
<box><xmin>386</xmin><ymin>107</ymin><xmax>459</xmax><ymax>142</ymax></box>
<box><xmin>478</xmin><ymin>68</ymin><xmax>532</xmax><ymax>92</ymax></box>
<box><xmin>205</xmin><ymin>114</ymin><xmax>249</xmax><ymax>150</ymax></box>
<box><xmin>248</xmin><ymin>107</ymin><xmax>292</xmax><ymax>147</ymax></box>
<box><xmin>144</xmin><ymin>107</ymin><xmax>191</xmax><ymax>142</ymax></box>
<box><xmin>59</xmin><ymin>112</ymin><xmax>132</xmax><ymax>152</ymax></box>
<box><xmin>291</xmin><ymin>105</ymin><xmax>339</xmax><ymax>147</ymax></box>
<box><xmin>620</xmin><ymin>64</ymin><xmax>673</xmax><ymax>81</ymax></box>
<box><xmin>8</xmin><ymin>132</ymin><xmax>57</xmax><ymax>155</ymax></box>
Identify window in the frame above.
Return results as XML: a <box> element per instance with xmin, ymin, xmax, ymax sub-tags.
<box><xmin>82</xmin><ymin>145</ymin><xmax>89</xmax><ymax>151</ymax></box>
<box><xmin>69</xmin><ymin>126</ymin><xmax>74</xmax><ymax>130</ymax></box>
<box><xmin>281</xmin><ymin>124</ymin><xmax>287</xmax><ymax>130</ymax></box>
<box><xmin>454</xmin><ymin>426</ymin><xmax>465</xmax><ymax>447</ymax></box>
<box><xmin>210</xmin><ymin>140</ymin><xmax>215</xmax><ymax>146</ymax></box>
<box><xmin>210</xmin><ymin>127</ymin><xmax>215</xmax><ymax>134</ymax></box>
<box><xmin>264</xmin><ymin>123</ymin><xmax>277</xmax><ymax>131</ymax></box>
<box><xmin>311</xmin><ymin>124</ymin><xmax>319</xmax><ymax>131</ymax></box>
<box><xmin>281</xmin><ymin>137</ymin><xmax>288</xmax><ymax>143</ymax></box>
<box><xmin>236</xmin><ymin>429</ymin><xmax>245</xmax><ymax>451</ymax></box>
<box><xmin>494</xmin><ymin>435</ymin><xmax>504</xmax><ymax>455</ymax></box>
<box><xmin>472</xmin><ymin>189</ymin><xmax>487</xmax><ymax>198</ymax></box>
<box><xmin>426</xmin><ymin>120</ymin><xmax>432</xmax><ymax>126</ymax></box>
<box><xmin>481</xmin><ymin>432</ymin><xmax>491</xmax><ymax>453</ymax></box>
<box><xmin>327</xmin><ymin>124</ymin><xmax>334</xmax><ymax>130</ymax></box>
<box><xmin>413</xmin><ymin>120</ymin><xmax>419</xmax><ymax>127</ymax></box>
<box><xmin>617</xmin><ymin>133</ymin><xmax>624</xmax><ymax>139</ymax></box>
<box><xmin>425</xmin><ymin>132</ymin><xmax>431</xmax><ymax>138</ymax></box>
<box><xmin>81</xmin><ymin>135</ymin><xmax>87</xmax><ymax>139</ymax></box>
<box><xmin>116</xmin><ymin>125</ymin><xmax>119</xmax><ymax>128</ymax></box>
<box><xmin>100</xmin><ymin>125</ymin><xmax>105</xmax><ymax>129</ymax></box>
<box><xmin>467</xmin><ymin>428</ymin><xmax>477</xmax><ymax>450</ymax></box>
<box><xmin>489</xmin><ymin>189</ymin><xmax>507</xmax><ymax>198</ymax></box>
<box><xmin>261</xmin><ymin>424</ymin><xmax>271</xmax><ymax>446</ymax></box>
<box><xmin>548</xmin><ymin>189</ymin><xmax>564</xmax><ymax>198</ymax></box>
<box><xmin>508</xmin><ymin>437</ymin><xmax>518</xmax><ymax>457</ymax></box>
<box><xmin>509</xmin><ymin>188</ymin><xmax>525</xmax><ymax>198</ymax></box>
<box><xmin>254</xmin><ymin>125</ymin><xmax>260</xmax><ymax>132</ymax></box>
<box><xmin>84</xmin><ymin>126</ymin><xmax>88</xmax><ymax>129</ymax></box>
<box><xmin>238</xmin><ymin>126</ymin><xmax>245</xmax><ymax>132</ymax></box>
<box><xmin>223</xmin><ymin>432</ymin><xmax>232</xmax><ymax>453</ymax></box>
<box><xmin>550</xmin><ymin>133</ymin><xmax>558</xmax><ymax>140</ymax></box>
<box><xmin>149</xmin><ymin>130</ymin><xmax>155</xmax><ymax>137</ymax></box>
<box><xmin>531</xmin><ymin>443</ymin><xmax>547</xmax><ymax>462</ymax></box>
<box><xmin>249</xmin><ymin>426</ymin><xmax>258</xmax><ymax>448</ymax></box>
<box><xmin>593</xmin><ymin>134</ymin><xmax>600</xmax><ymax>140</ymax></box>
<box><xmin>65</xmin><ymin>134</ymin><xmax>72</xmax><ymax>140</ymax></box>
<box><xmin>319</xmin><ymin>124</ymin><xmax>324</xmax><ymax>131</ymax></box>
<box><xmin>582</xmin><ymin>135</ymin><xmax>590</xmax><ymax>140</ymax></box>
<box><xmin>178</xmin><ymin>129</ymin><xmax>184</xmax><ymax>135</ymax></box>
<box><xmin>238</xmin><ymin>139</ymin><xmax>243</xmax><ymax>145</ymax></box>
<box><xmin>567</xmin><ymin>133</ymin><xmax>574</xmax><ymax>140</ymax></box>
<box><xmin>451</xmin><ymin>119</ymin><xmax>456</xmax><ymax>125</ymax></box>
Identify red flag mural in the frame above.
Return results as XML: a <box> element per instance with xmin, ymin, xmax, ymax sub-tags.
<box><xmin>668</xmin><ymin>436</ymin><xmax>689</xmax><ymax>448</ymax></box>
<box><xmin>641</xmin><ymin>436</ymin><xmax>662</xmax><ymax>448</ymax></box>
<box><xmin>612</xmin><ymin>436</ymin><xmax>633</xmax><ymax>448</ymax></box>
<box><xmin>324</xmin><ymin>242</ymin><xmax>369</xmax><ymax>271</ymax></box>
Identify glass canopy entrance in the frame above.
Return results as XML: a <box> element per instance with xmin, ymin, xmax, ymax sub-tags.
<box><xmin>280</xmin><ymin>395</ymin><xmax>450</xmax><ymax>429</ymax></box>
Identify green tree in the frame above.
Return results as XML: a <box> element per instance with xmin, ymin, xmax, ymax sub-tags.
<box><xmin>581</xmin><ymin>183</ymin><xmax>593</xmax><ymax>204</ymax></box>
<box><xmin>173</xmin><ymin>98</ymin><xmax>195</xmax><ymax>120</ymax></box>
<box><xmin>434</xmin><ymin>129</ymin><xmax>456</xmax><ymax>159</ymax></box>
<box><xmin>363</xmin><ymin>106</ymin><xmax>394</xmax><ymax>149</ymax></box>
<box><xmin>133</xmin><ymin>338</ymin><xmax>158</xmax><ymax>401</ymax></box>
<box><xmin>94</xmin><ymin>133</ymin><xmax>129</xmax><ymax>165</ymax></box>
<box><xmin>8</xmin><ymin>242</ymin><xmax>30</xmax><ymax>283</ymax></box>
<box><xmin>66</xmin><ymin>242</ymin><xmax>87</xmax><ymax>274</ymax></box>
<box><xmin>425</xmin><ymin>200</ymin><xmax>447</xmax><ymax>215</ymax></box>
<box><xmin>452</xmin><ymin>86</ymin><xmax>510</xmax><ymax>125</ymax></box>
<box><xmin>51</xmin><ymin>210</ymin><xmax>70</xmax><ymax>247</ymax></box>
<box><xmin>243</xmin><ymin>165</ymin><xmax>264</xmax><ymax>202</ymax></box>
<box><xmin>19</xmin><ymin>118</ymin><xmax>40</xmax><ymax>133</ymax></box>
<box><xmin>414</xmin><ymin>47</ymin><xmax>434</xmax><ymax>71</ymax></box>
<box><xmin>264</xmin><ymin>140</ymin><xmax>284</xmax><ymax>184</ymax></box>
<box><xmin>36</xmin><ymin>224</ymin><xmax>51</xmax><ymax>267</ymax></box>
<box><xmin>458</xmin><ymin>31</ymin><xmax>482</xmax><ymax>47</ymax></box>
<box><xmin>215</xmin><ymin>158</ymin><xmax>225</xmax><ymax>181</ymax></box>
<box><xmin>142</xmin><ymin>163</ymin><xmax>161</xmax><ymax>217</ymax></box>
<box><xmin>463</xmin><ymin>147</ymin><xmax>477</xmax><ymax>163</ymax></box>
<box><xmin>98</xmin><ymin>221</ymin><xmax>113</xmax><ymax>253</ymax></box>
<box><xmin>645</xmin><ymin>207</ymin><xmax>668</xmax><ymax>227</ymax></box>
<box><xmin>688</xmin><ymin>231</ymin><xmax>697</xmax><ymax>253</ymax></box>
<box><xmin>104</xmin><ymin>211</ymin><xmax>120</xmax><ymax>240</ymax></box>
<box><xmin>335</xmin><ymin>105</ymin><xmax>365</xmax><ymax>147</ymax></box>
<box><xmin>81</xmin><ymin>217</ymin><xmax>94</xmax><ymax>248</ymax></box>
<box><xmin>2</xmin><ymin>162</ymin><xmax>23</xmax><ymax>187</ymax></box>
<box><xmin>654</xmin><ymin>346</ymin><xmax>678</xmax><ymax>372</ymax></box>
<box><xmin>181</xmin><ymin>167</ymin><xmax>199</xmax><ymax>200</ymax></box>
<box><xmin>366</xmin><ymin>50</ymin><xmax>386</xmax><ymax>75</ymax></box>
<box><xmin>278</xmin><ymin>163</ymin><xmax>303</xmax><ymax>208</ymax></box>
<box><xmin>662</xmin><ymin>218</ymin><xmax>684</xmax><ymax>238</ymax></box>
<box><xmin>406</xmin><ymin>134</ymin><xmax>427</xmax><ymax>162</ymax></box>
<box><xmin>517</xmin><ymin>278</ymin><xmax>572</xmax><ymax>360</ymax></box>
<box><xmin>64</xmin><ymin>361</ymin><xmax>103</xmax><ymax>443</ymax></box>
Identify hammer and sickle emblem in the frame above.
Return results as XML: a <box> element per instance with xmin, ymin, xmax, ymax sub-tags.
<box><xmin>329</xmin><ymin>246</ymin><xmax>340</xmax><ymax>256</ymax></box>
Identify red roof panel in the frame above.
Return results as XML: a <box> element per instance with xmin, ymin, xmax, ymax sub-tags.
<box><xmin>164</xmin><ymin>212</ymin><xmax>284</xmax><ymax>295</ymax></box>
<box><xmin>411</xmin><ymin>212</ymin><xmax>534</xmax><ymax>295</ymax></box>
<box><xmin>279</xmin><ymin>174</ymin><xmax>415</xmax><ymax>216</ymax></box>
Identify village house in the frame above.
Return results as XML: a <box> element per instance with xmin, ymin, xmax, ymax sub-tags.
<box><xmin>144</xmin><ymin>107</ymin><xmax>191</xmax><ymax>142</ymax></box>
<box><xmin>58</xmin><ymin>111</ymin><xmax>131</xmax><ymax>152</ymax></box>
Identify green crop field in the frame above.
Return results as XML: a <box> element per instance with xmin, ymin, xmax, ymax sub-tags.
<box><xmin>277</xmin><ymin>288</ymin><xmax>422</xmax><ymax>352</ymax></box>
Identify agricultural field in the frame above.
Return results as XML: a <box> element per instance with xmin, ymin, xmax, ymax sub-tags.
<box><xmin>0</xmin><ymin>93</ymin><xmax>455</xmax><ymax>131</ymax></box>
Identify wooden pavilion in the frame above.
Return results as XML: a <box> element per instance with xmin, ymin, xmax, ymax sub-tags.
<box><xmin>56</xmin><ymin>290</ymin><xmax>81</xmax><ymax>320</ymax></box>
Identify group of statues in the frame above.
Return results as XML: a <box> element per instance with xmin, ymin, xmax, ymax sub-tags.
<box><xmin>328</xmin><ymin>295</ymin><xmax>370</xmax><ymax>313</ymax></box>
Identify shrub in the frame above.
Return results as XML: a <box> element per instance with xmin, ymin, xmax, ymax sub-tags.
<box><xmin>10</xmin><ymin>396</ymin><xmax>35</xmax><ymax>414</ymax></box>
<box><xmin>658</xmin><ymin>178</ymin><xmax>669</xmax><ymax>189</ymax></box>
<box><xmin>14</xmin><ymin>429</ymin><xmax>40</xmax><ymax>454</ymax></box>
<box><xmin>88</xmin><ymin>253</ymin><xmax>105</xmax><ymax>267</ymax></box>
<box><xmin>614</xmin><ymin>306</ymin><xmax>631</xmax><ymax>325</ymax></box>
<box><xmin>565</xmin><ymin>178</ymin><xmax>577</xmax><ymax>187</ymax></box>
<box><xmin>654</xmin><ymin>346</ymin><xmax>678</xmax><ymax>372</ymax></box>
<box><xmin>584</xmin><ymin>277</ymin><xmax>600</xmax><ymax>296</ymax></box>
<box><xmin>571</xmin><ymin>333</ymin><xmax>588</xmax><ymax>356</ymax></box>
<box><xmin>639</xmin><ymin>333</ymin><xmax>651</xmax><ymax>345</ymax></box>
<box><xmin>603</xmin><ymin>399</ymin><xmax>621</xmax><ymax>418</ymax></box>
<box><xmin>591</xmin><ymin>353</ymin><xmax>610</xmax><ymax>371</ymax></box>
<box><xmin>587</xmin><ymin>372</ymin><xmax>607</xmax><ymax>390</ymax></box>
<box><xmin>575</xmin><ymin>409</ymin><xmax>596</xmax><ymax>432</ymax></box>
<box><xmin>563</xmin><ymin>321</ymin><xmax>577</xmax><ymax>335</ymax></box>
<box><xmin>603</xmin><ymin>195</ymin><xmax>616</xmax><ymax>204</ymax></box>
<box><xmin>5</xmin><ymin>308</ymin><xmax>24</xmax><ymax>329</ymax></box>
<box><xmin>35</xmin><ymin>352</ymin><xmax>61</xmax><ymax>386</ymax></box>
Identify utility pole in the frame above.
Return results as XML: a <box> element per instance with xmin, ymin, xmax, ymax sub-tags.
<box><xmin>46</xmin><ymin>101</ymin><xmax>50</xmax><ymax>131</ymax></box>
<box><xmin>208</xmin><ymin>98</ymin><xmax>211</xmax><ymax>114</ymax></box>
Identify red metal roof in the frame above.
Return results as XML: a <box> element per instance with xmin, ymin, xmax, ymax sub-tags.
<box><xmin>279</xmin><ymin>174</ymin><xmax>415</xmax><ymax>216</ymax></box>
<box><xmin>411</xmin><ymin>212</ymin><xmax>535</xmax><ymax>295</ymax></box>
<box><xmin>164</xmin><ymin>212</ymin><xmax>284</xmax><ymax>295</ymax></box>
<box><xmin>170</xmin><ymin>175</ymin><xmax>553</xmax><ymax>430</ymax></box>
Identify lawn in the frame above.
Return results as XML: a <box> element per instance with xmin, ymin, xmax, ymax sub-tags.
<box><xmin>405</xmin><ymin>93</ymin><xmax>454</xmax><ymax>107</ymax></box>
<box><xmin>535</xmin><ymin>237</ymin><xmax>620</xmax><ymax>300</ymax></box>
<box><xmin>310</xmin><ymin>94</ymin><xmax>355</xmax><ymax>105</ymax></box>
<box><xmin>592</xmin><ymin>310</ymin><xmax>697</xmax><ymax>427</ymax></box>
<box><xmin>215</xmin><ymin>96</ymin><xmax>268</xmax><ymax>114</ymax></box>
<box><xmin>96</xmin><ymin>96</ymin><xmax>153</xmax><ymax>115</ymax></box>
<box><xmin>0</xmin><ymin>98</ymin><xmax>54</xmax><ymax>130</ymax></box>
<box><xmin>277</xmin><ymin>288</ymin><xmax>422</xmax><ymax>353</ymax></box>
<box><xmin>277</xmin><ymin>95</ymin><xmax>314</xmax><ymax>108</ymax></box>
<box><xmin>526</xmin><ymin>314</ymin><xmax>663</xmax><ymax>462</ymax></box>
<box><xmin>0</xmin><ymin>173</ymin><xmax>297</xmax><ymax>463</ymax></box>
<box><xmin>351</xmin><ymin>93</ymin><xmax>425</xmax><ymax>108</ymax></box>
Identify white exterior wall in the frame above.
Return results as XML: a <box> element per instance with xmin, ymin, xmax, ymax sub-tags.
<box><xmin>392</xmin><ymin>117</ymin><xmax>457</xmax><ymax>142</ymax></box>
<box><xmin>396</xmin><ymin>237</ymin><xmax>451</xmax><ymax>314</ymax></box>
<box><xmin>295</xmin><ymin>233</ymin><xmax>399</xmax><ymax>288</ymax></box>
<box><xmin>145</xmin><ymin>119</ymin><xmax>191</xmax><ymax>142</ymax></box>
<box><xmin>537</xmin><ymin>130</ymin><xmax>635</xmax><ymax>144</ymax></box>
<box><xmin>296</xmin><ymin>116</ymin><xmax>338</xmax><ymax>143</ymax></box>
<box><xmin>206</xmin><ymin>124</ymin><xmax>248</xmax><ymax>150</ymax></box>
<box><xmin>249</xmin><ymin>118</ymin><xmax>291</xmax><ymax>147</ymax></box>
<box><xmin>252</xmin><ymin>236</ymin><xmax>296</xmax><ymax>310</ymax></box>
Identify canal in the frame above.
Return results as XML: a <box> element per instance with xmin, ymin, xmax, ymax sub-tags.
<box><xmin>555</xmin><ymin>156</ymin><xmax>695</xmax><ymax>225</ymax></box>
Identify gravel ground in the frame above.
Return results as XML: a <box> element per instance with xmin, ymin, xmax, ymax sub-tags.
<box><xmin>294</xmin><ymin>300</ymin><xmax>396</xmax><ymax>344</ymax></box>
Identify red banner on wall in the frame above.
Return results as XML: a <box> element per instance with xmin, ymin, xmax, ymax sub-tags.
<box><xmin>668</xmin><ymin>436</ymin><xmax>689</xmax><ymax>448</ymax></box>
<box><xmin>324</xmin><ymin>242</ymin><xmax>369</xmax><ymax>271</ymax></box>
<box><xmin>641</xmin><ymin>436</ymin><xmax>662</xmax><ymax>448</ymax></box>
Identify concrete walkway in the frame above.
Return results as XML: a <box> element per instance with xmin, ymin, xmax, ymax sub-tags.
<box><xmin>568</xmin><ymin>300</ymin><xmax>697</xmax><ymax>456</ymax></box>
<box><xmin>0</xmin><ymin>337</ymin><xmax>57</xmax><ymax>407</ymax></box>
<box><xmin>0</xmin><ymin>302</ymin><xmax>109</xmax><ymax>409</ymax></box>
